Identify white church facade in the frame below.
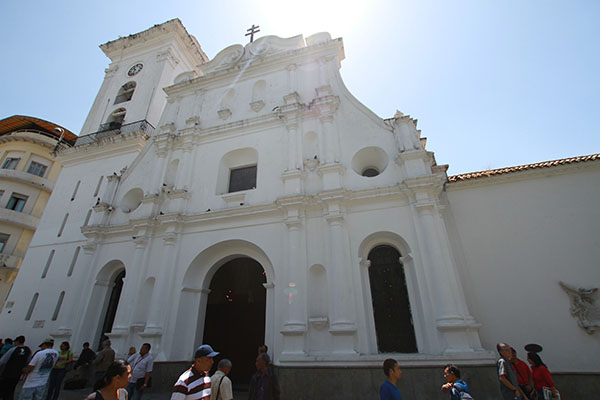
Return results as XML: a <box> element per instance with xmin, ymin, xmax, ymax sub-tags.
<box><xmin>1</xmin><ymin>19</ymin><xmax>598</xmax><ymax>398</ymax></box>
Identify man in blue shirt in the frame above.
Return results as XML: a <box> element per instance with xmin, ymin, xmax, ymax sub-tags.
<box><xmin>380</xmin><ymin>358</ymin><xmax>403</xmax><ymax>400</ymax></box>
<box><xmin>441</xmin><ymin>364</ymin><xmax>473</xmax><ymax>400</ymax></box>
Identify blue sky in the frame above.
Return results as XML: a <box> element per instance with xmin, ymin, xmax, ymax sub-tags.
<box><xmin>1</xmin><ymin>0</ymin><xmax>598</xmax><ymax>174</ymax></box>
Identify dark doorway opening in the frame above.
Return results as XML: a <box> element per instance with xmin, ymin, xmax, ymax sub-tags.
<box><xmin>368</xmin><ymin>245</ymin><xmax>417</xmax><ymax>353</ymax></box>
<box><xmin>203</xmin><ymin>257</ymin><xmax>266</xmax><ymax>389</ymax></box>
<box><xmin>98</xmin><ymin>269</ymin><xmax>125</xmax><ymax>350</ymax></box>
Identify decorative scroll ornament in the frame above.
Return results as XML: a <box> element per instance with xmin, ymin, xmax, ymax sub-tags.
<box><xmin>559</xmin><ymin>281</ymin><xmax>600</xmax><ymax>334</ymax></box>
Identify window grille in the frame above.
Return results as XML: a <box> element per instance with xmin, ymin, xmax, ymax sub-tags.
<box><xmin>27</xmin><ymin>161</ymin><xmax>48</xmax><ymax>177</ymax></box>
<box><xmin>228</xmin><ymin>165</ymin><xmax>257</xmax><ymax>193</ymax></box>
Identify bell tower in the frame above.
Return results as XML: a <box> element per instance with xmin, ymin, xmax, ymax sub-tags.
<box><xmin>79</xmin><ymin>19</ymin><xmax>208</xmax><ymax>136</ymax></box>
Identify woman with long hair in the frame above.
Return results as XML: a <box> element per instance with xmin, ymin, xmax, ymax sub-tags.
<box><xmin>87</xmin><ymin>360</ymin><xmax>131</xmax><ymax>400</ymax></box>
<box><xmin>527</xmin><ymin>352</ymin><xmax>559</xmax><ymax>399</ymax></box>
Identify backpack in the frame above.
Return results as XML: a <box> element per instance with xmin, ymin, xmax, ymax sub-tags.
<box><xmin>453</xmin><ymin>383</ymin><xmax>474</xmax><ymax>400</ymax></box>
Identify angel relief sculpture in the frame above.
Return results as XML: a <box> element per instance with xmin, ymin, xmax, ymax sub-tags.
<box><xmin>559</xmin><ymin>281</ymin><xmax>600</xmax><ymax>334</ymax></box>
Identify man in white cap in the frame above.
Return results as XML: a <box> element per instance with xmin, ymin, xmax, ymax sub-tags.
<box><xmin>18</xmin><ymin>338</ymin><xmax>58</xmax><ymax>400</ymax></box>
<box><xmin>171</xmin><ymin>344</ymin><xmax>219</xmax><ymax>400</ymax></box>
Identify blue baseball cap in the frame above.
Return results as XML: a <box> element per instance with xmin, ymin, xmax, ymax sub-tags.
<box><xmin>194</xmin><ymin>344</ymin><xmax>219</xmax><ymax>358</ymax></box>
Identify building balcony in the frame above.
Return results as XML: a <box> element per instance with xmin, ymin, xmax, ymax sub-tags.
<box><xmin>0</xmin><ymin>208</ymin><xmax>39</xmax><ymax>230</ymax></box>
<box><xmin>76</xmin><ymin>120</ymin><xmax>155</xmax><ymax>146</ymax></box>
<box><xmin>0</xmin><ymin>169</ymin><xmax>54</xmax><ymax>192</ymax></box>
<box><xmin>0</xmin><ymin>252</ymin><xmax>22</xmax><ymax>271</ymax></box>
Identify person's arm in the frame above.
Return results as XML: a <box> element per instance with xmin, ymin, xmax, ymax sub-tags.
<box><xmin>541</xmin><ymin>367</ymin><xmax>558</xmax><ymax>396</ymax></box>
<box><xmin>441</xmin><ymin>383</ymin><xmax>452</xmax><ymax>392</ymax></box>
<box><xmin>222</xmin><ymin>377</ymin><xmax>233</xmax><ymax>400</ymax></box>
<box><xmin>139</xmin><ymin>371</ymin><xmax>151</xmax><ymax>391</ymax></box>
<box><xmin>499</xmin><ymin>375</ymin><xmax>521</xmax><ymax>398</ymax></box>
<box><xmin>0</xmin><ymin>347</ymin><xmax>16</xmax><ymax>366</ymax></box>
<box><xmin>67</xmin><ymin>350</ymin><xmax>74</xmax><ymax>364</ymax></box>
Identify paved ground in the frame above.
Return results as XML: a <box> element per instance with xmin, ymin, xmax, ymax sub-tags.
<box><xmin>14</xmin><ymin>383</ymin><xmax>249</xmax><ymax>400</ymax></box>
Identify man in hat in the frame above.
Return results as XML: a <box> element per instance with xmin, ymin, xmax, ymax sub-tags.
<box><xmin>18</xmin><ymin>338</ymin><xmax>58</xmax><ymax>400</ymax></box>
<box><xmin>0</xmin><ymin>335</ymin><xmax>32</xmax><ymax>400</ymax></box>
<box><xmin>171</xmin><ymin>344</ymin><xmax>219</xmax><ymax>400</ymax></box>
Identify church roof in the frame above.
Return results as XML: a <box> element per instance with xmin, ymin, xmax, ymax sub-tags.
<box><xmin>448</xmin><ymin>153</ymin><xmax>600</xmax><ymax>182</ymax></box>
<box><xmin>0</xmin><ymin>115</ymin><xmax>77</xmax><ymax>145</ymax></box>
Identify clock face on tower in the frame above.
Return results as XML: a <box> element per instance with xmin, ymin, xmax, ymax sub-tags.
<box><xmin>127</xmin><ymin>63</ymin><xmax>143</xmax><ymax>76</ymax></box>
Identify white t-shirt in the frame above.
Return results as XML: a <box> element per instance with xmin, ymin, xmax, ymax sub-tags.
<box><xmin>23</xmin><ymin>348</ymin><xmax>59</xmax><ymax>388</ymax></box>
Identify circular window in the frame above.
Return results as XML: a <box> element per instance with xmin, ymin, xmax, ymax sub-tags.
<box><xmin>351</xmin><ymin>147</ymin><xmax>389</xmax><ymax>178</ymax></box>
<box><xmin>120</xmin><ymin>188</ymin><xmax>143</xmax><ymax>213</ymax></box>
<box><xmin>362</xmin><ymin>168</ymin><xmax>380</xmax><ymax>177</ymax></box>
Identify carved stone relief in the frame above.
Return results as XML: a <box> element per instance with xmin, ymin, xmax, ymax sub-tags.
<box><xmin>559</xmin><ymin>281</ymin><xmax>600</xmax><ymax>334</ymax></box>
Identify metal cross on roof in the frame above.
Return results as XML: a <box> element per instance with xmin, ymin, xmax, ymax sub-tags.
<box><xmin>245</xmin><ymin>24</ymin><xmax>260</xmax><ymax>43</ymax></box>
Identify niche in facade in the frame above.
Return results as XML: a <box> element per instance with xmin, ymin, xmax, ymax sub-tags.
<box><xmin>351</xmin><ymin>146</ymin><xmax>389</xmax><ymax>178</ymax></box>
<box><xmin>250</xmin><ymin>80</ymin><xmax>266</xmax><ymax>112</ymax></box>
<box><xmin>218</xmin><ymin>88</ymin><xmax>235</xmax><ymax>120</ymax></box>
<box><xmin>120</xmin><ymin>188</ymin><xmax>144</xmax><ymax>213</ymax></box>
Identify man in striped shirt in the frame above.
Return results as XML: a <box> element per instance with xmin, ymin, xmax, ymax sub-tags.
<box><xmin>171</xmin><ymin>345</ymin><xmax>220</xmax><ymax>400</ymax></box>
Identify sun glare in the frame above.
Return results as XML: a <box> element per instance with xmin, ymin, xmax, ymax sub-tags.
<box><xmin>257</xmin><ymin>0</ymin><xmax>367</xmax><ymax>39</ymax></box>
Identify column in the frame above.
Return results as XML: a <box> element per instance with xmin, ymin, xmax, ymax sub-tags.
<box><xmin>107</xmin><ymin>236</ymin><xmax>150</xmax><ymax>356</ymax></box>
<box><xmin>325</xmin><ymin>207</ymin><xmax>357</xmax><ymax>354</ymax></box>
<box><xmin>320</xmin><ymin>115</ymin><xmax>335</xmax><ymax>164</ymax></box>
<box><xmin>280</xmin><ymin>215</ymin><xmax>307</xmax><ymax>356</ymax></box>
<box><xmin>408</xmin><ymin>182</ymin><xmax>484</xmax><ymax>353</ymax></box>
<box><xmin>145</xmin><ymin>234</ymin><xmax>177</xmax><ymax>330</ymax></box>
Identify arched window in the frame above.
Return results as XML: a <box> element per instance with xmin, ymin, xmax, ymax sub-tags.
<box><xmin>367</xmin><ymin>245</ymin><xmax>417</xmax><ymax>353</ymax></box>
<box><xmin>100</xmin><ymin>108</ymin><xmax>126</xmax><ymax>131</ymax></box>
<box><xmin>114</xmin><ymin>81</ymin><xmax>136</xmax><ymax>104</ymax></box>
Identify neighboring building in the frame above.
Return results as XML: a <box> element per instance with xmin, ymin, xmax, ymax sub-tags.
<box><xmin>0</xmin><ymin>19</ymin><xmax>598</xmax><ymax>399</ymax></box>
<box><xmin>0</xmin><ymin>116</ymin><xmax>76</xmax><ymax>308</ymax></box>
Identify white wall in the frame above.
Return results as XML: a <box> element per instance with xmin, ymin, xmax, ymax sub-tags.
<box><xmin>446</xmin><ymin>165</ymin><xmax>600</xmax><ymax>372</ymax></box>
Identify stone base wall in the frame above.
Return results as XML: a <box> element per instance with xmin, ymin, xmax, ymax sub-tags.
<box><xmin>146</xmin><ymin>362</ymin><xmax>600</xmax><ymax>400</ymax></box>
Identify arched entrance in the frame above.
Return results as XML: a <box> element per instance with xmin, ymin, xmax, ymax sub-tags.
<box><xmin>202</xmin><ymin>257</ymin><xmax>266</xmax><ymax>388</ymax></box>
<box><xmin>368</xmin><ymin>245</ymin><xmax>417</xmax><ymax>353</ymax></box>
<box><xmin>97</xmin><ymin>269</ymin><xmax>125</xmax><ymax>349</ymax></box>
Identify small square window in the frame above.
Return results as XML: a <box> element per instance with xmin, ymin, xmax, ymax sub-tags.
<box><xmin>27</xmin><ymin>161</ymin><xmax>48</xmax><ymax>178</ymax></box>
<box><xmin>6</xmin><ymin>194</ymin><xmax>27</xmax><ymax>212</ymax></box>
<box><xmin>0</xmin><ymin>233</ymin><xmax>9</xmax><ymax>253</ymax></box>
<box><xmin>228</xmin><ymin>165</ymin><xmax>257</xmax><ymax>193</ymax></box>
<box><xmin>2</xmin><ymin>158</ymin><xmax>20</xmax><ymax>170</ymax></box>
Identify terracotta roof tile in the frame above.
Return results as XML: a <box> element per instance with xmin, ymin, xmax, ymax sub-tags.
<box><xmin>448</xmin><ymin>154</ymin><xmax>600</xmax><ymax>182</ymax></box>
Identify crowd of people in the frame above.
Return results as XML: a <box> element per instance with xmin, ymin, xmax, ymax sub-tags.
<box><xmin>0</xmin><ymin>335</ymin><xmax>561</xmax><ymax>400</ymax></box>
<box><xmin>379</xmin><ymin>342</ymin><xmax>560</xmax><ymax>400</ymax></box>
<box><xmin>0</xmin><ymin>337</ymin><xmax>278</xmax><ymax>400</ymax></box>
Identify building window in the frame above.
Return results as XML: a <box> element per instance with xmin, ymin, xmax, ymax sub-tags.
<box><xmin>57</xmin><ymin>214</ymin><xmax>69</xmax><ymax>237</ymax></box>
<box><xmin>52</xmin><ymin>291</ymin><xmax>66</xmax><ymax>321</ymax></box>
<box><xmin>6</xmin><ymin>194</ymin><xmax>28</xmax><ymax>212</ymax></box>
<box><xmin>114</xmin><ymin>81</ymin><xmax>136</xmax><ymax>104</ymax></box>
<box><xmin>67</xmin><ymin>247</ymin><xmax>80</xmax><ymax>277</ymax></box>
<box><xmin>2</xmin><ymin>158</ymin><xmax>20</xmax><ymax>170</ymax></box>
<box><xmin>228</xmin><ymin>165</ymin><xmax>257</xmax><ymax>193</ymax></box>
<box><xmin>27</xmin><ymin>161</ymin><xmax>48</xmax><ymax>178</ymax></box>
<box><xmin>0</xmin><ymin>233</ymin><xmax>9</xmax><ymax>253</ymax></box>
<box><xmin>100</xmin><ymin>108</ymin><xmax>126</xmax><ymax>132</ymax></box>
<box><xmin>83</xmin><ymin>209</ymin><xmax>93</xmax><ymax>226</ymax></box>
<box><xmin>362</xmin><ymin>167</ymin><xmax>380</xmax><ymax>177</ymax></box>
<box><xmin>25</xmin><ymin>293</ymin><xmax>39</xmax><ymax>321</ymax></box>
<box><xmin>71</xmin><ymin>181</ymin><xmax>81</xmax><ymax>201</ymax></box>
<box><xmin>93</xmin><ymin>176</ymin><xmax>103</xmax><ymax>197</ymax></box>
<box><xmin>367</xmin><ymin>245</ymin><xmax>417</xmax><ymax>353</ymax></box>
<box><xmin>41</xmin><ymin>249</ymin><xmax>55</xmax><ymax>279</ymax></box>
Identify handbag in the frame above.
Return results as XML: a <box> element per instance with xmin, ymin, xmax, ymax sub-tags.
<box><xmin>542</xmin><ymin>386</ymin><xmax>560</xmax><ymax>400</ymax></box>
